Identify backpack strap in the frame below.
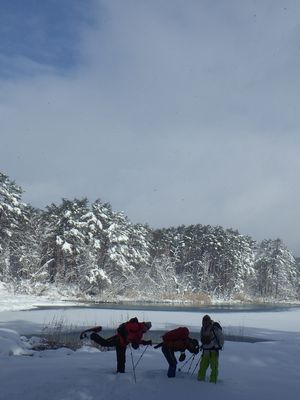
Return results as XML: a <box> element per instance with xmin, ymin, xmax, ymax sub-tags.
<box><xmin>212</xmin><ymin>326</ymin><xmax>222</xmax><ymax>350</ymax></box>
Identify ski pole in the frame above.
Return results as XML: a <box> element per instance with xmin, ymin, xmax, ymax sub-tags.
<box><xmin>134</xmin><ymin>345</ymin><xmax>149</xmax><ymax>369</ymax></box>
<box><xmin>129</xmin><ymin>345</ymin><xmax>137</xmax><ymax>383</ymax></box>
<box><xmin>178</xmin><ymin>354</ymin><xmax>195</xmax><ymax>371</ymax></box>
<box><xmin>187</xmin><ymin>354</ymin><xmax>196</xmax><ymax>374</ymax></box>
<box><xmin>191</xmin><ymin>356</ymin><xmax>201</xmax><ymax>375</ymax></box>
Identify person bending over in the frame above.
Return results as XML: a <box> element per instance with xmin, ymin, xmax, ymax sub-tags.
<box><xmin>155</xmin><ymin>326</ymin><xmax>199</xmax><ymax>377</ymax></box>
<box><xmin>80</xmin><ymin>317</ymin><xmax>152</xmax><ymax>373</ymax></box>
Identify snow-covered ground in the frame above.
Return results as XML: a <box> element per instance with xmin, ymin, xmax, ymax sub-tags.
<box><xmin>0</xmin><ymin>282</ymin><xmax>82</xmax><ymax>312</ymax></box>
<box><xmin>1</xmin><ymin>284</ymin><xmax>300</xmax><ymax>400</ymax></box>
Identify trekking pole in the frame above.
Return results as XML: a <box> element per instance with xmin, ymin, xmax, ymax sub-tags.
<box><xmin>178</xmin><ymin>354</ymin><xmax>195</xmax><ymax>372</ymax></box>
<box><xmin>186</xmin><ymin>354</ymin><xmax>196</xmax><ymax>374</ymax></box>
<box><xmin>129</xmin><ymin>345</ymin><xmax>137</xmax><ymax>383</ymax></box>
<box><xmin>191</xmin><ymin>356</ymin><xmax>201</xmax><ymax>375</ymax></box>
<box><xmin>134</xmin><ymin>345</ymin><xmax>149</xmax><ymax>369</ymax></box>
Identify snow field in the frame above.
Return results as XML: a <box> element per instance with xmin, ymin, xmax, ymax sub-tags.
<box><xmin>0</xmin><ymin>322</ymin><xmax>300</xmax><ymax>400</ymax></box>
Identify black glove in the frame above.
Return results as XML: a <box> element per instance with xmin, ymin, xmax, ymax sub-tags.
<box><xmin>179</xmin><ymin>352</ymin><xmax>186</xmax><ymax>362</ymax></box>
<box><xmin>141</xmin><ymin>340</ymin><xmax>152</xmax><ymax>346</ymax></box>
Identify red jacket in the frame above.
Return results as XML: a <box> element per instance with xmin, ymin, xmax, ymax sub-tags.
<box><xmin>117</xmin><ymin>321</ymin><xmax>148</xmax><ymax>347</ymax></box>
<box><xmin>162</xmin><ymin>327</ymin><xmax>190</xmax><ymax>352</ymax></box>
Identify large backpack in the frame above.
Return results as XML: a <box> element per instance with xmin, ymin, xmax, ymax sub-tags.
<box><xmin>201</xmin><ymin>322</ymin><xmax>223</xmax><ymax>348</ymax></box>
<box><xmin>201</xmin><ymin>325</ymin><xmax>214</xmax><ymax>345</ymax></box>
<box><xmin>213</xmin><ymin>322</ymin><xmax>224</xmax><ymax>349</ymax></box>
<box><xmin>162</xmin><ymin>327</ymin><xmax>189</xmax><ymax>342</ymax></box>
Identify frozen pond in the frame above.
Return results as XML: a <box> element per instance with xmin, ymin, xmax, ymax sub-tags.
<box><xmin>0</xmin><ymin>302</ymin><xmax>300</xmax><ymax>342</ymax></box>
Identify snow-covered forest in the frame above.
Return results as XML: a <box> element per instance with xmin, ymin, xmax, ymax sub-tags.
<box><xmin>0</xmin><ymin>171</ymin><xmax>299</xmax><ymax>302</ymax></box>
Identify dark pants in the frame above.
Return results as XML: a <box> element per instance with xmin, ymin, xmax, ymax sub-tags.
<box><xmin>162</xmin><ymin>343</ymin><xmax>177</xmax><ymax>377</ymax></box>
<box><xmin>162</xmin><ymin>343</ymin><xmax>177</xmax><ymax>367</ymax></box>
<box><xmin>90</xmin><ymin>333</ymin><xmax>127</xmax><ymax>373</ymax></box>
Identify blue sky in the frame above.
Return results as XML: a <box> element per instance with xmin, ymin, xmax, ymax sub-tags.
<box><xmin>0</xmin><ymin>0</ymin><xmax>299</xmax><ymax>254</ymax></box>
<box><xmin>0</xmin><ymin>0</ymin><xmax>97</xmax><ymax>77</ymax></box>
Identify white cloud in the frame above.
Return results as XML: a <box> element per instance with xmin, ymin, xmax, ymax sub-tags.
<box><xmin>0</xmin><ymin>0</ymin><xmax>299</xmax><ymax>253</ymax></box>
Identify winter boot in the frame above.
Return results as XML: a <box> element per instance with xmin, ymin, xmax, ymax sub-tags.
<box><xmin>80</xmin><ymin>326</ymin><xmax>102</xmax><ymax>339</ymax></box>
<box><xmin>167</xmin><ymin>365</ymin><xmax>176</xmax><ymax>378</ymax></box>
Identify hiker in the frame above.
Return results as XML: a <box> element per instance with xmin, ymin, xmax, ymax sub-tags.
<box><xmin>197</xmin><ymin>314</ymin><xmax>224</xmax><ymax>383</ymax></box>
<box><xmin>154</xmin><ymin>326</ymin><xmax>200</xmax><ymax>377</ymax></box>
<box><xmin>80</xmin><ymin>317</ymin><xmax>152</xmax><ymax>373</ymax></box>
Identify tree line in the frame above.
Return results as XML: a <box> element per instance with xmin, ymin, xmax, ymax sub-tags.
<box><xmin>0</xmin><ymin>171</ymin><xmax>299</xmax><ymax>302</ymax></box>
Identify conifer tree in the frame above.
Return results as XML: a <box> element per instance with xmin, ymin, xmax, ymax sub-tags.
<box><xmin>0</xmin><ymin>172</ymin><xmax>26</xmax><ymax>279</ymax></box>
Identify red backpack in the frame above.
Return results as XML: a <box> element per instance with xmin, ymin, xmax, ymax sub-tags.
<box><xmin>162</xmin><ymin>327</ymin><xmax>189</xmax><ymax>342</ymax></box>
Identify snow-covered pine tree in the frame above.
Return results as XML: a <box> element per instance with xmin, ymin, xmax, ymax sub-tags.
<box><xmin>77</xmin><ymin>199</ymin><xmax>112</xmax><ymax>295</ymax></box>
<box><xmin>0</xmin><ymin>172</ymin><xmax>26</xmax><ymax>280</ymax></box>
<box><xmin>85</xmin><ymin>200</ymin><xmax>151</xmax><ymax>297</ymax></box>
<box><xmin>151</xmin><ymin>224</ymin><xmax>256</xmax><ymax>300</ymax></box>
<box><xmin>103</xmin><ymin>210</ymin><xmax>139</xmax><ymax>295</ymax></box>
<box><xmin>43</xmin><ymin>198</ymin><xmax>91</xmax><ymax>285</ymax></box>
<box><xmin>253</xmin><ymin>239</ymin><xmax>298</xmax><ymax>300</ymax></box>
<box><xmin>210</xmin><ymin>228</ymin><xmax>255</xmax><ymax>299</ymax></box>
<box><xmin>10</xmin><ymin>205</ymin><xmax>50</xmax><ymax>293</ymax></box>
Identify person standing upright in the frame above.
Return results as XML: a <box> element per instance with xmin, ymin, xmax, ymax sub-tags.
<box><xmin>197</xmin><ymin>314</ymin><xmax>224</xmax><ymax>383</ymax></box>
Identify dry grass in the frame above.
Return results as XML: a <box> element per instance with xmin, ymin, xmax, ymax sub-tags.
<box><xmin>231</xmin><ymin>292</ymin><xmax>253</xmax><ymax>303</ymax></box>
<box><xmin>41</xmin><ymin>316</ymin><xmax>84</xmax><ymax>350</ymax></box>
<box><xmin>121</xmin><ymin>290</ymin><xmax>212</xmax><ymax>305</ymax></box>
<box><xmin>178</xmin><ymin>291</ymin><xmax>212</xmax><ymax>304</ymax></box>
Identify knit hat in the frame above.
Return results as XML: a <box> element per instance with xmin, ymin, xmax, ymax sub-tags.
<box><xmin>202</xmin><ymin>315</ymin><xmax>212</xmax><ymax>325</ymax></box>
<box><xmin>144</xmin><ymin>321</ymin><xmax>152</xmax><ymax>330</ymax></box>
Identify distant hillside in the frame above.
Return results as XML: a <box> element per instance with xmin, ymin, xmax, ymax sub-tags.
<box><xmin>1</xmin><ymin>170</ymin><xmax>299</xmax><ymax>303</ymax></box>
